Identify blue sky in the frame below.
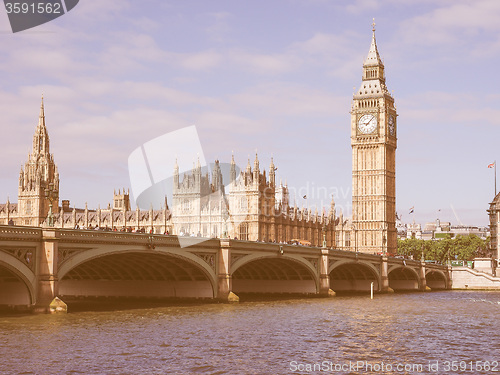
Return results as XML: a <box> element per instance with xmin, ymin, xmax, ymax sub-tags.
<box><xmin>0</xmin><ymin>0</ymin><xmax>498</xmax><ymax>226</ymax></box>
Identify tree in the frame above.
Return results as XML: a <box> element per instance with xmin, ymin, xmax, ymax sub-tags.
<box><xmin>397</xmin><ymin>234</ymin><xmax>487</xmax><ymax>263</ymax></box>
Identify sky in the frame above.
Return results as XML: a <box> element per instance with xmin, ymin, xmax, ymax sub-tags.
<box><xmin>0</xmin><ymin>0</ymin><xmax>498</xmax><ymax>227</ymax></box>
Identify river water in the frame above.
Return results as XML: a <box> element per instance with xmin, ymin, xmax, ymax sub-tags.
<box><xmin>0</xmin><ymin>291</ymin><xmax>499</xmax><ymax>375</ymax></box>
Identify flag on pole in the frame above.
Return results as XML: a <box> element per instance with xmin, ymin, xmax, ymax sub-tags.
<box><xmin>488</xmin><ymin>162</ymin><xmax>495</xmax><ymax>168</ymax></box>
<box><xmin>409</xmin><ymin>206</ymin><xmax>414</xmax><ymax>214</ymax></box>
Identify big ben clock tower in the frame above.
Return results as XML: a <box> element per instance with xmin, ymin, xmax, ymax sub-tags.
<box><xmin>351</xmin><ymin>21</ymin><xmax>397</xmax><ymax>255</ymax></box>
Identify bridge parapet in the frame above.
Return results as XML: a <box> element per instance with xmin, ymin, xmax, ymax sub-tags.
<box><xmin>0</xmin><ymin>225</ymin><xmax>42</xmax><ymax>241</ymax></box>
<box><xmin>0</xmin><ymin>227</ymin><xmax>452</xmax><ymax>312</ymax></box>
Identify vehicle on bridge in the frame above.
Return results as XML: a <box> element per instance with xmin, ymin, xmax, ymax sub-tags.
<box><xmin>289</xmin><ymin>239</ymin><xmax>312</xmax><ymax>246</ymax></box>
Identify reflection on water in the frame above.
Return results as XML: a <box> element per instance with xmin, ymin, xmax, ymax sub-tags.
<box><xmin>0</xmin><ymin>291</ymin><xmax>499</xmax><ymax>374</ymax></box>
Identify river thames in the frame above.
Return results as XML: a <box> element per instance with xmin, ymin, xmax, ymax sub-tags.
<box><xmin>0</xmin><ymin>291</ymin><xmax>499</xmax><ymax>374</ymax></box>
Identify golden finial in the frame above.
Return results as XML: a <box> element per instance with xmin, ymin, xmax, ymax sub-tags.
<box><xmin>372</xmin><ymin>18</ymin><xmax>376</xmax><ymax>32</ymax></box>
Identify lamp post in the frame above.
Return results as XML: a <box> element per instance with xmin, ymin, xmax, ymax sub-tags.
<box><xmin>222</xmin><ymin>205</ymin><xmax>230</xmax><ymax>239</ymax></box>
<box><xmin>352</xmin><ymin>224</ymin><xmax>357</xmax><ymax>253</ymax></box>
<box><xmin>381</xmin><ymin>225</ymin><xmax>387</xmax><ymax>256</ymax></box>
<box><xmin>44</xmin><ymin>182</ymin><xmax>58</xmax><ymax>227</ymax></box>
<box><xmin>382</xmin><ymin>232</ymin><xmax>387</xmax><ymax>255</ymax></box>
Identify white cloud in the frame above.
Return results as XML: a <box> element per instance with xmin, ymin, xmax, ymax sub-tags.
<box><xmin>400</xmin><ymin>0</ymin><xmax>500</xmax><ymax>46</ymax></box>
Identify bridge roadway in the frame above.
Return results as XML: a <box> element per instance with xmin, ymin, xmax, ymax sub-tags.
<box><xmin>0</xmin><ymin>225</ymin><xmax>451</xmax><ymax>312</ymax></box>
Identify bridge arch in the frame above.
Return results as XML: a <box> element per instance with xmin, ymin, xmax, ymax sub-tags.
<box><xmin>0</xmin><ymin>252</ymin><xmax>36</xmax><ymax>306</ymax></box>
<box><xmin>231</xmin><ymin>254</ymin><xmax>319</xmax><ymax>294</ymax></box>
<box><xmin>425</xmin><ymin>269</ymin><xmax>447</xmax><ymax>290</ymax></box>
<box><xmin>388</xmin><ymin>266</ymin><xmax>421</xmax><ymax>291</ymax></box>
<box><xmin>58</xmin><ymin>246</ymin><xmax>217</xmax><ymax>299</ymax></box>
<box><xmin>329</xmin><ymin>260</ymin><xmax>380</xmax><ymax>292</ymax></box>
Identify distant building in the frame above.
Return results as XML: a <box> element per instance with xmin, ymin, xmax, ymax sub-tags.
<box><xmin>401</xmin><ymin>218</ymin><xmax>489</xmax><ymax>241</ymax></box>
<box><xmin>406</xmin><ymin>221</ymin><xmax>422</xmax><ymax>239</ymax></box>
<box><xmin>488</xmin><ymin>193</ymin><xmax>500</xmax><ymax>259</ymax></box>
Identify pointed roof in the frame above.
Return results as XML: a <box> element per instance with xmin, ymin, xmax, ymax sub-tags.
<box><xmin>32</xmin><ymin>95</ymin><xmax>50</xmax><ymax>156</ymax></box>
<box><xmin>364</xmin><ymin>19</ymin><xmax>383</xmax><ymax>67</ymax></box>
<box><xmin>174</xmin><ymin>157</ymin><xmax>179</xmax><ymax>173</ymax></box>
<box><xmin>246</xmin><ymin>158</ymin><xmax>251</xmax><ymax>173</ymax></box>
<box><xmin>253</xmin><ymin>152</ymin><xmax>259</xmax><ymax>170</ymax></box>
<box><xmin>38</xmin><ymin>95</ymin><xmax>46</xmax><ymax>128</ymax></box>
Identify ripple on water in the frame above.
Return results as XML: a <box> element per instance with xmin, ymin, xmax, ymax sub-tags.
<box><xmin>0</xmin><ymin>291</ymin><xmax>500</xmax><ymax>374</ymax></box>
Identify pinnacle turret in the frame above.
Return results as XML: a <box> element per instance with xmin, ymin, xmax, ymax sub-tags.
<box><xmin>230</xmin><ymin>153</ymin><xmax>236</xmax><ymax>183</ymax></box>
<box><xmin>269</xmin><ymin>157</ymin><xmax>276</xmax><ymax>186</ymax></box>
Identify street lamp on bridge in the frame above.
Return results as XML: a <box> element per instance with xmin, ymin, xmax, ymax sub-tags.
<box><xmin>44</xmin><ymin>182</ymin><xmax>58</xmax><ymax>227</ymax></box>
<box><xmin>322</xmin><ymin>223</ymin><xmax>327</xmax><ymax>248</ymax></box>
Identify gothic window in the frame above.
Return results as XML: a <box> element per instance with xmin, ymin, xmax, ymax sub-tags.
<box><xmin>182</xmin><ymin>199</ymin><xmax>191</xmax><ymax>211</ymax></box>
<box><xmin>239</xmin><ymin>223</ymin><xmax>248</xmax><ymax>241</ymax></box>
<box><xmin>239</xmin><ymin>196</ymin><xmax>246</xmax><ymax>212</ymax></box>
<box><xmin>25</xmin><ymin>200</ymin><xmax>31</xmax><ymax>214</ymax></box>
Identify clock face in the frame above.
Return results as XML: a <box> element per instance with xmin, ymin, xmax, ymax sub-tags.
<box><xmin>358</xmin><ymin>114</ymin><xmax>377</xmax><ymax>134</ymax></box>
<box><xmin>388</xmin><ymin>115</ymin><xmax>395</xmax><ymax>135</ymax></box>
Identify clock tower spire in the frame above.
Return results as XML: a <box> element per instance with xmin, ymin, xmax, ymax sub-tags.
<box><xmin>351</xmin><ymin>21</ymin><xmax>397</xmax><ymax>255</ymax></box>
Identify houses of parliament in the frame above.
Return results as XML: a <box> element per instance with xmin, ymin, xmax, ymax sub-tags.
<box><xmin>0</xmin><ymin>25</ymin><xmax>398</xmax><ymax>254</ymax></box>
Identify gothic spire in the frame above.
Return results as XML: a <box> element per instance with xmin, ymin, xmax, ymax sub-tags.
<box><xmin>230</xmin><ymin>152</ymin><xmax>236</xmax><ymax>183</ymax></box>
<box><xmin>364</xmin><ymin>18</ymin><xmax>383</xmax><ymax>68</ymax></box>
<box><xmin>329</xmin><ymin>195</ymin><xmax>336</xmax><ymax>219</ymax></box>
<box><xmin>269</xmin><ymin>157</ymin><xmax>276</xmax><ymax>186</ymax></box>
<box><xmin>39</xmin><ymin>95</ymin><xmax>46</xmax><ymax>127</ymax></box>
<box><xmin>356</xmin><ymin>19</ymin><xmax>389</xmax><ymax>96</ymax></box>
<box><xmin>246</xmin><ymin>158</ymin><xmax>251</xmax><ymax>174</ymax></box>
<box><xmin>33</xmin><ymin>95</ymin><xmax>50</xmax><ymax>155</ymax></box>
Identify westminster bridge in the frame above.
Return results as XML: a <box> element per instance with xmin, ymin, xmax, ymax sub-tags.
<box><xmin>0</xmin><ymin>225</ymin><xmax>451</xmax><ymax>312</ymax></box>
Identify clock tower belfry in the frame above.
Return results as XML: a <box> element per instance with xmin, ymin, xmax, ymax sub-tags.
<box><xmin>351</xmin><ymin>21</ymin><xmax>397</xmax><ymax>255</ymax></box>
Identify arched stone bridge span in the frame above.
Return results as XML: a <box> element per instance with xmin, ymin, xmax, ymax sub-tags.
<box><xmin>0</xmin><ymin>226</ymin><xmax>451</xmax><ymax>312</ymax></box>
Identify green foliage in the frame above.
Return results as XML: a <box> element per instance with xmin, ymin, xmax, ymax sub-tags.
<box><xmin>397</xmin><ymin>234</ymin><xmax>488</xmax><ymax>263</ymax></box>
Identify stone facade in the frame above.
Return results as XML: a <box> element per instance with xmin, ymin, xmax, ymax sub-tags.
<box><xmin>0</xmin><ymin>98</ymin><xmax>336</xmax><ymax>246</ymax></box>
<box><xmin>0</xmin><ymin>97</ymin><xmax>172</xmax><ymax>234</ymax></box>
<box><xmin>350</xmin><ymin>23</ymin><xmax>397</xmax><ymax>254</ymax></box>
<box><xmin>171</xmin><ymin>154</ymin><xmax>337</xmax><ymax>246</ymax></box>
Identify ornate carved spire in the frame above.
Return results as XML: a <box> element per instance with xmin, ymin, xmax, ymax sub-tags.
<box><xmin>33</xmin><ymin>95</ymin><xmax>50</xmax><ymax>156</ymax></box>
